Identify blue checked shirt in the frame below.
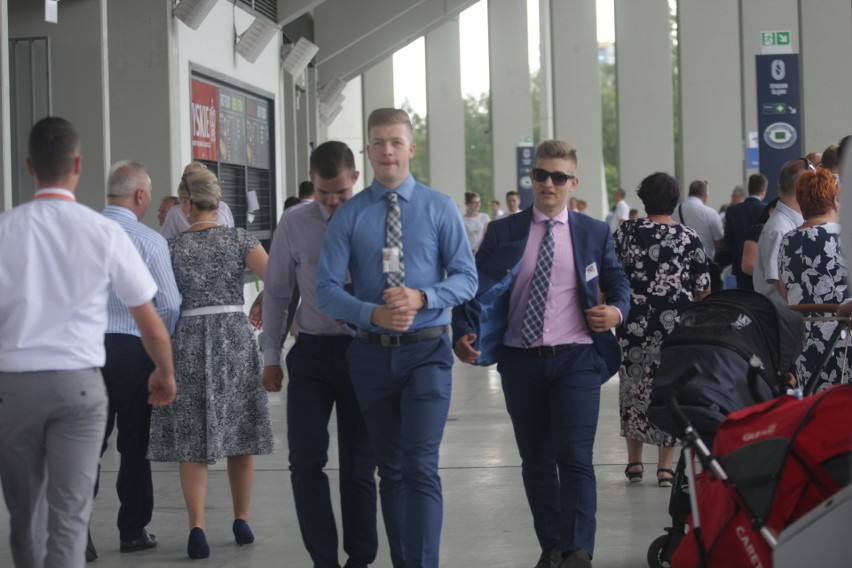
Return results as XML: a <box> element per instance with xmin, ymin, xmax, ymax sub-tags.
<box><xmin>316</xmin><ymin>176</ymin><xmax>477</xmax><ymax>332</ymax></box>
<box><xmin>103</xmin><ymin>205</ymin><xmax>181</xmax><ymax>335</ymax></box>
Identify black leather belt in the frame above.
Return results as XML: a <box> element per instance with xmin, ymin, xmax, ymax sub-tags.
<box><xmin>355</xmin><ymin>325</ymin><xmax>447</xmax><ymax>347</ymax></box>
<box><xmin>503</xmin><ymin>344</ymin><xmax>577</xmax><ymax>358</ymax></box>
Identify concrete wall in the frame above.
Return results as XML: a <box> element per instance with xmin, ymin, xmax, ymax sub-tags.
<box><xmin>7</xmin><ymin>0</ymin><xmax>109</xmax><ymax>209</ymax></box>
<box><xmin>0</xmin><ymin>0</ymin><xmax>10</xmax><ymax>212</ymax></box>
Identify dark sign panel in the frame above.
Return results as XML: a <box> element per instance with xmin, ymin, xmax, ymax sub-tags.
<box><xmin>756</xmin><ymin>54</ymin><xmax>801</xmax><ymax>201</ymax></box>
<box><xmin>246</xmin><ymin>96</ymin><xmax>270</xmax><ymax>170</ymax></box>
<box><xmin>516</xmin><ymin>145</ymin><xmax>535</xmax><ymax>208</ymax></box>
<box><xmin>218</xmin><ymin>88</ymin><xmax>247</xmax><ymax>165</ymax></box>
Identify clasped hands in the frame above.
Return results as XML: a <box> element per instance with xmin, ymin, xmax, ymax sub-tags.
<box><xmin>371</xmin><ymin>286</ymin><xmax>424</xmax><ymax>332</ymax></box>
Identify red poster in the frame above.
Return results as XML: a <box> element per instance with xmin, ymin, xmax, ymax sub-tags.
<box><xmin>191</xmin><ymin>79</ymin><xmax>218</xmax><ymax>161</ymax></box>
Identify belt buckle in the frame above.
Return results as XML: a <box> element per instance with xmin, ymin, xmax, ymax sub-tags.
<box><xmin>381</xmin><ymin>334</ymin><xmax>402</xmax><ymax>347</ymax></box>
<box><xmin>541</xmin><ymin>345</ymin><xmax>556</xmax><ymax>357</ymax></box>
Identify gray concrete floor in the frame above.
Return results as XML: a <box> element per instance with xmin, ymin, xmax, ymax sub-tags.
<box><xmin>1</xmin><ymin>347</ymin><xmax>675</xmax><ymax>567</ymax></box>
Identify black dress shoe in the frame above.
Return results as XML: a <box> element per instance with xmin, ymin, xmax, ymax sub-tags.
<box><xmin>534</xmin><ymin>548</ymin><xmax>563</xmax><ymax>568</ymax></box>
<box><xmin>85</xmin><ymin>530</ymin><xmax>98</xmax><ymax>562</ymax></box>
<box><xmin>559</xmin><ymin>548</ymin><xmax>592</xmax><ymax>568</ymax></box>
<box><xmin>120</xmin><ymin>529</ymin><xmax>158</xmax><ymax>553</ymax></box>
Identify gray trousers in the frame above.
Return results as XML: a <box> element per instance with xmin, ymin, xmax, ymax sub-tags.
<box><xmin>0</xmin><ymin>369</ymin><xmax>107</xmax><ymax>568</ymax></box>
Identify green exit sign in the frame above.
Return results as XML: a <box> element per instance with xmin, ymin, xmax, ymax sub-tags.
<box><xmin>762</xmin><ymin>31</ymin><xmax>791</xmax><ymax>46</ymax></box>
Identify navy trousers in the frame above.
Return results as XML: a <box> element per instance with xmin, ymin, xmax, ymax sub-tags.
<box><xmin>497</xmin><ymin>344</ymin><xmax>605</xmax><ymax>557</ymax></box>
<box><xmin>346</xmin><ymin>334</ymin><xmax>454</xmax><ymax>568</ymax></box>
<box><xmin>286</xmin><ymin>334</ymin><xmax>378</xmax><ymax>568</ymax></box>
<box><xmin>98</xmin><ymin>333</ymin><xmax>155</xmax><ymax>542</ymax></box>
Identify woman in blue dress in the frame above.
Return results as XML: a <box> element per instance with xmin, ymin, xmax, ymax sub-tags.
<box><xmin>779</xmin><ymin>168</ymin><xmax>849</xmax><ymax>391</ymax></box>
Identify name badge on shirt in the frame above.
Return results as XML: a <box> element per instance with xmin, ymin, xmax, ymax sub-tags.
<box><xmin>585</xmin><ymin>262</ymin><xmax>599</xmax><ymax>282</ymax></box>
<box><xmin>383</xmin><ymin>247</ymin><xmax>401</xmax><ymax>274</ymax></box>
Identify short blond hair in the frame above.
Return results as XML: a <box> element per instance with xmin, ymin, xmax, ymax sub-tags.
<box><xmin>535</xmin><ymin>140</ymin><xmax>578</xmax><ymax>165</ymax></box>
<box><xmin>183</xmin><ymin>169</ymin><xmax>221</xmax><ymax>211</ymax></box>
<box><xmin>177</xmin><ymin>162</ymin><xmax>209</xmax><ymax>200</ymax></box>
<box><xmin>367</xmin><ymin>108</ymin><xmax>412</xmax><ymax>137</ymax></box>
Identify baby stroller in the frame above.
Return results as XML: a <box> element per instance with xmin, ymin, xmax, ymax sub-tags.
<box><xmin>644</xmin><ymin>289</ymin><xmax>806</xmax><ymax>567</ymax></box>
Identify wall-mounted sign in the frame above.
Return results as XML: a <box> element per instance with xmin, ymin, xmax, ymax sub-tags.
<box><xmin>191</xmin><ymin>79</ymin><xmax>218</xmax><ymax>161</ymax></box>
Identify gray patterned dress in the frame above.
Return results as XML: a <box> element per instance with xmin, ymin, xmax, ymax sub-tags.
<box><xmin>148</xmin><ymin>227</ymin><xmax>273</xmax><ymax>463</ymax></box>
<box><xmin>614</xmin><ymin>219</ymin><xmax>710</xmax><ymax>446</ymax></box>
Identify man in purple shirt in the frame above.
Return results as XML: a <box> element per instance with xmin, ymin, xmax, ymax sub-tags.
<box><xmin>453</xmin><ymin>140</ymin><xmax>630</xmax><ymax>568</ymax></box>
<box><xmin>257</xmin><ymin>142</ymin><xmax>377</xmax><ymax>568</ymax></box>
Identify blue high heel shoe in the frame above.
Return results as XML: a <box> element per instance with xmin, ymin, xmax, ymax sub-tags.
<box><xmin>187</xmin><ymin>527</ymin><xmax>210</xmax><ymax>559</ymax></box>
<box><xmin>232</xmin><ymin>519</ymin><xmax>255</xmax><ymax>546</ymax></box>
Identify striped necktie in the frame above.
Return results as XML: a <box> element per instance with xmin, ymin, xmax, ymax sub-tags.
<box><xmin>385</xmin><ymin>191</ymin><xmax>405</xmax><ymax>287</ymax></box>
<box><xmin>520</xmin><ymin>219</ymin><xmax>557</xmax><ymax>347</ymax></box>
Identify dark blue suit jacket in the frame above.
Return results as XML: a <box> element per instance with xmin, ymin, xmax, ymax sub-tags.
<box><xmin>724</xmin><ymin>196</ymin><xmax>767</xmax><ymax>282</ymax></box>
<box><xmin>451</xmin><ymin>208</ymin><xmax>630</xmax><ymax>379</ymax></box>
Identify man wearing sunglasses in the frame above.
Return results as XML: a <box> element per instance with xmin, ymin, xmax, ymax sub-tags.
<box><xmin>452</xmin><ymin>140</ymin><xmax>630</xmax><ymax>568</ymax></box>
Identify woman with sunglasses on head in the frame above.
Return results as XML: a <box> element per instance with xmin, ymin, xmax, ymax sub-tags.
<box><xmin>779</xmin><ymin>168</ymin><xmax>849</xmax><ymax>391</ymax></box>
<box><xmin>614</xmin><ymin>172</ymin><xmax>711</xmax><ymax>488</ymax></box>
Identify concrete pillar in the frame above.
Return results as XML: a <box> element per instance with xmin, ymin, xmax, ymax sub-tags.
<box><xmin>107</xmin><ymin>0</ymin><xmax>179</xmax><ymax>225</ymax></box>
<box><xmin>550</xmin><ymin>0</ymin><xmax>607</xmax><ymax>219</ymax></box>
<box><xmin>324</xmin><ymin>76</ymin><xmax>366</xmax><ymax>194</ymax></box>
<box><xmin>488</xmin><ymin>0</ymin><xmax>532</xmax><ymax>203</ymax></box>
<box><xmin>615</xmin><ymin>0</ymin><xmax>674</xmax><ymax>207</ymax></box>
<box><xmin>361</xmin><ymin>57</ymin><xmax>394</xmax><ymax>184</ymax></box>
<box><xmin>281</xmin><ymin>71</ymin><xmax>300</xmax><ymax>199</ymax></box>
<box><xmin>537</xmin><ymin>0</ymin><xmax>553</xmax><ymax>142</ymax></box>
<box><xmin>1</xmin><ymin>0</ymin><xmax>11</xmax><ymax>212</ymax></box>
<box><xmin>425</xmin><ymin>17</ymin><xmax>465</xmax><ymax>204</ymax></box>
<box><xmin>295</xmin><ymin>72</ymin><xmax>312</xmax><ymax>182</ymax></box>
<box><xmin>677</xmin><ymin>0</ymin><xmax>743</xmax><ymax>212</ymax></box>
<box><xmin>799</xmin><ymin>0</ymin><xmax>852</xmax><ymax>153</ymax></box>
<box><xmin>739</xmin><ymin>0</ymin><xmax>798</xmax><ymax>179</ymax></box>
<box><xmin>7</xmin><ymin>0</ymin><xmax>110</xmax><ymax>209</ymax></box>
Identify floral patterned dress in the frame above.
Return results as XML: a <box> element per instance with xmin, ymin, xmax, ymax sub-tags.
<box><xmin>779</xmin><ymin>223</ymin><xmax>849</xmax><ymax>391</ymax></box>
<box><xmin>148</xmin><ymin>227</ymin><xmax>274</xmax><ymax>463</ymax></box>
<box><xmin>614</xmin><ymin>219</ymin><xmax>710</xmax><ymax>446</ymax></box>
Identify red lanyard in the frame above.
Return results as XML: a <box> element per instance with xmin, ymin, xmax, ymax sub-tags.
<box><xmin>33</xmin><ymin>192</ymin><xmax>75</xmax><ymax>201</ymax></box>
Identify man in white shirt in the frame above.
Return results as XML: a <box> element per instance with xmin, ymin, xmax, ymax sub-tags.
<box><xmin>609</xmin><ymin>188</ymin><xmax>630</xmax><ymax>231</ymax></box>
<box><xmin>754</xmin><ymin>159</ymin><xmax>809</xmax><ymax>303</ymax></box>
<box><xmin>0</xmin><ymin>117</ymin><xmax>176</xmax><ymax>568</ymax></box>
<box><xmin>673</xmin><ymin>180</ymin><xmax>724</xmax><ymax>290</ymax></box>
<box><xmin>506</xmin><ymin>190</ymin><xmax>521</xmax><ymax>214</ymax></box>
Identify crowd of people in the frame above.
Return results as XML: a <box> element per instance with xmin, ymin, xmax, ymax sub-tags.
<box><xmin>0</xmin><ymin>111</ymin><xmax>848</xmax><ymax>568</ymax></box>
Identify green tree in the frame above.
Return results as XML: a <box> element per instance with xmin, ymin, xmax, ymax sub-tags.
<box><xmin>464</xmin><ymin>93</ymin><xmax>493</xmax><ymax>204</ymax></box>
<box><xmin>600</xmin><ymin>62</ymin><xmax>619</xmax><ymax>205</ymax></box>
<box><xmin>401</xmin><ymin>99</ymin><xmax>429</xmax><ymax>185</ymax></box>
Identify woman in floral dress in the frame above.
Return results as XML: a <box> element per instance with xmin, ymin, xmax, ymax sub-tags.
<box><xmin>148</xmin><ymin>168</ymin><xmax>273</xmax><ymax>559</ymax></box>
<box><xmin>779</xmin><ymin>168</ymin><xmax>849</xmax><ymax>391</ymax></box>
<box><xmin>614</xmin><ymin>173</ymin><xmax>711</xmax><ymax>487</ymax></box>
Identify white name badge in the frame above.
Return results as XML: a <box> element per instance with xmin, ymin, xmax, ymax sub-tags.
<box><xmin>383</xmin><ymin>247</ymin><xmax>402</xmax><ymax>274</ymax></box>
<box><xmin>585</xmin><ymin>262</ymin><xmax>599</xmax><ymax>282</ymax></box>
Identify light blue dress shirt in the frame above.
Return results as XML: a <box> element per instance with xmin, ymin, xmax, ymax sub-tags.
<box><xmin>316</xmin><ymin>176</ymin><xmax>477</xmax><ymax>332</ymax></box>
<box><xmin>103</xmin><ymin>205</ymin><xmax>182</xmax><ymax>335</ymax></box>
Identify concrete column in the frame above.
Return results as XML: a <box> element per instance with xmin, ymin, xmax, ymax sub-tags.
<box><xmin>361</xmin><ymin>57</ymin><xmax>394</xmax><ymax>184</ymax></box>
<box><xmin>295</xmin><ymin>73</ymin><xmax>311</xmax><ymax>182</ymax></box>
<box><xmin>488</xmin><ymin>0</ymin><xmax>532</xmax><ymax>203</ymax></box>
<box><xmin>325</xmin><ymin>76</ymin><xmax>366</xmax><ymax>194</ymax></box>
<box><xmin>7</xmin><ymin>0</ymin><xmax>110</xmax><ymax>209</ymax></box>
<box><xmin>281</xmin><ymin>71</ymin><xmax>300</xmax><ymax>199</ymax></box>
<box><xmin>425</xmin><ymin>17</ymin><xmax>465</xmax><ymax>204</ymax></box>
<box><xmin>107</xmin><ymin>0</ymin><xmax>179</xmax><ymax>225</ymax></box>
<box><xmin>550</xmin><ymin>0</ymin><xmax>607</xmax><ymax>219</ymax></box>
<box><xmin>677</xmin><ymin>0</ymin><xmax>743</xmax><ymax>212</ymax></box>
<box><xmin>739</xmin><ymin>0</ymin><xmax>798</xmax><ymax>179</ymax></box>
<box><xmin>537</xmin><ymin>0</ymin><xmax>553</xmax><ymax>142</ymax></box>
<box><xmin>1</xmin><ymin>0</ymin><xmax>11</xmax><ymax>212</ymax></box>
<box><xmin>799</xmin><ymin>0</ymin><xmax>852</xmax><ymax>153</ymax></box>
<box><xmin>615</xmin><ymin>0</ymin><xmax>674</xmax><ymax>204</ymax></box>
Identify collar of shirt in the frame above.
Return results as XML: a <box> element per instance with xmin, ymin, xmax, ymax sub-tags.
<box><xmin>102</xmin><ymin>204</ymin><xmax>137</xmax><ymax>222</ymax></box>
<box><xmin>368</xmin><ymin>175</ymin><xmax>415</xmax><ymax>203</ymax></box>
<box><xmin>774</xmin><ymin>200</ymin><xmax>804</xmax><ymax>226</ymax></box>
<box><xmin>531</xmin><ymin>205</ymin><xmax>569</xmax><ymax>226</ymax></box>
<box><xmin>34</xmin><ymin>187</ymin><xmax>75</xmax><ymax>201</ymax></box>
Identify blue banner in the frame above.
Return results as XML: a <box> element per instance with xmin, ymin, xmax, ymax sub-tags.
<box><xmin>756</xmin><ymin>54</ymin><xmax>801</xmax><ymax>202</ymax></box>
<box><xmin>516</xmin><ymin>145</ymin><xmax>535</xmax><ymax>208</ymax></box>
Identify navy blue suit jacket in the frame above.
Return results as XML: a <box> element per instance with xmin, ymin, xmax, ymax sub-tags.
<box><xmin>451</xmin><ymin>207</ymin><xmax>630</xmax><ymax>379</ymax></box>
<box><xmin>724</xmin><ymin>196</ymin><xmax>767</xmax><ymax>280</ymax></box>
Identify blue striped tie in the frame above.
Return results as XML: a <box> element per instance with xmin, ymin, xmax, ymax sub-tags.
<box><xmin>521</xmin><ymin>219</ymin><xmax>557</xmax><ymax>347</ymax></box>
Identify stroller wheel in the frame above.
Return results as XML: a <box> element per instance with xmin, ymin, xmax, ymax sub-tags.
<box><xmin>647</xmin><ymin>534</ymin><xmax>673</xmax><ymax>568</ymax></box>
